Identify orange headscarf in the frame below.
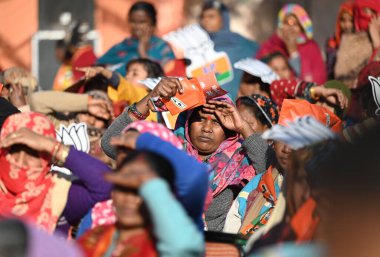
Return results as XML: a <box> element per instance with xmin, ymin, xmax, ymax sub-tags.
<box><xmin>335</xmin><ymin>3</ymin><xmax>354</xmax><ymax>47</ymax></box>
<box><xmin>0</xmin><ymin>112</ymin><xmax>57</xmax><ymax>232</ymax></box>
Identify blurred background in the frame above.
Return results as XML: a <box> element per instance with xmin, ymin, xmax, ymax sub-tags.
<box><xmin>0</xmin><ymin>0</ymin><xmax>346</xmax><ymax>89</ymax></box>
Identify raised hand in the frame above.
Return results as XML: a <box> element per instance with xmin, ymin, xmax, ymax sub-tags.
<box><xmin>150</xmin><ymin>77</ymin><xmax>184</xmax><ymax>99</ymax></box>
<box><xmin>109</xmin><ymin>130</ymin><xmax>140</xmax><ymax>150</ymax></box>
<box><xmin>76</xmin><ymin>66</ymin><xmax>112</xmax><ymax>80</ymax></box>
<box><xmin>105</xmin><ymin>162</ymin><xmax>158</xmax><ymax>189</ymax></box>
<box><xmin>203</xmin><ymin>100</ymin><xmax>254</xmax><ymax>138</ymax></box>
<box><xmin>8</xmin><ymin>83</ymin><xmax>27</xmax><ymax>108</ymax></box>
<box><xmin>313</xmin><ymin>86</ymin><xmax>349</xmax><ymax>110</ymax></box>
<box><xmin>88</xmin><ymin>96</ymin><xmax>113</xmax><ymax>120</ymax></box>
<box><xmin>1</xmin><ymin>127</ymin><xmax>57</xmax><ymax>153</ymax></box>
<box><xmin>369</xmin><ymin>15</ymin><xmax>380</xmax><ymax>49</ymax></box>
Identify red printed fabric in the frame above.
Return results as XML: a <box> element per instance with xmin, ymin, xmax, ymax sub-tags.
<box><xmin>354</xmin><ymin>0</ymin><xmax>380</xmax><ymax>31</ymax></box>
<box><xmin>270</xmin><ymin>79</ymin><xmax>314</xmax><ymax>109</ymax></box>
<box><xmin>0</xmin><ymin>112</ymin><xmax>57</xmax><ymax>232</ymax></box>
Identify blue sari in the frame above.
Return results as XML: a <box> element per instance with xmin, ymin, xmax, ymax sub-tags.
<box><xmin>97</xmin><ymin>35</ymin><xmax>175</xmax><ymax>76</ymax></box>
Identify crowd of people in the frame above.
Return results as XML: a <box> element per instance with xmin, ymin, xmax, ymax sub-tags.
<box><xmin>1</xmin><ymin>0</ymin><xmax>380</xmax><ymax>256</ymax></box>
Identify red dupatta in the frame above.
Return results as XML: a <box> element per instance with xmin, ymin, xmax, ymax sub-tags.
<box><xmin>0</xmin><ymin>112</ymin><xmax>57</xmax><ymax>232</ymax></box>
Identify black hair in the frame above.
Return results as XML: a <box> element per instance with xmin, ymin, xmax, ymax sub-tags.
<box><xmin>0</xmin><ymin>219</ymin><xmax>27</xmax><ymax>257</ymax></box>
<box><xmin>129</xmin><ymin>1</ymin><xmax>157</xmax><ymax>26</ymax></box>
<box><xmin>117</xmin><ymin>150</ymin><xmax>176</xmax><ymax>192</ymax></box>
<box><xmin>236</xmin><ymin>97</ymin><xmax>272</xmax><ymax>128</ymax></box>
<box><xmin>0</xmin><ymin>98</ymin><xmax>20</xmax><ymax>132</ymax></box>
<box><xmin>126</xmin><ymin>58</ymin><xmax>164</xmax><ymax>78</ymax></box>
<box><xmin>261</xmin><ymin>51</ymin><xmax>290</xmax><ymax>67</ymax></box>
<box><xmin>55</xmin><ymin>39</ymin><xmax>66</xmax><ymax>48</ymax></box>
<box><xmin>241</xmin><ymin>72</ymin><xmax>271</xmax><ymax>97</ymax></box>
<box><xmin>55</xmin><ymin>39</ymin><xmax>73</xmax><ymax>61</ymax></box>
<box><xmin>83</xmin><ymin>74</ymin><xmax>110</xmax><ymax>93</ymax></box>
<box><xmin>357</xmin><ymin>82</ymin><xmax>379</xmax><ymax>119</ymax></box>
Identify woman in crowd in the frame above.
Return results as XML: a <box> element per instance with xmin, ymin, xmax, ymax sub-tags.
<box><xmin>261</xmin><ymin>52</ymin><xmax>295</xmax><ymax>80</ymax></box>
<box><xmin>78</xmin><ymin>121</ymin><xmax>209</xmax><ymax>234</ymax></box>
<box><xmin>78</xmin><ymin>149</ymin><xmax>204</xmax><ymax>257</ymax></box>
<box><xmin>0</xmin><ymin>112</ymin><xmax>112</xmax><ymax>236</ymax></box>
<box><xmin>174</xmin><ymin>96</ymin><xmax>258</xmax><ymax>231</ymax></box>
<box><xmin>101</xmin><ymin>78</ymin><xmax>275</xmax><ymax>231</ymax></box>
<box><xmin>97</xmin><ymin>1</ymin><xmax>175</xmax><ymax>76</ymax></box>
<box><xmin>224</xmin><ymin>140</ymin><xmax>289</xmax><ymax>236</ymax></box>
<box><xmin>334</xmin><ymin>0</ymin><xmax>380</xmax><ymax>88</ymax></box>
<box><xmin>325</xmin><ymin>3</ymin><xmax>355</xmax><ymax>80</ymax></box>
<box><xmin>257</xmin><ymin>4</ymin><xmax>327</xmax><ymax>84</ymax></box>
<box><xmin>29</xmin><ymin>90</ymin><xmax>113</xmax><ymax>164</ymax></box>
<box><xmin>236</xmin><ymin>94</ymin><xmax>279</xmax><ymax>134</ymax></box>
<box><xmin>224</xmin><ymin>94</ymin><xmax>281</xmax><ymax>234</ymax></box>
<box><xmin>200</xmin><ymin>1</ymin><xmax>259</xmax><ymax>100</ymax></box>
<box><xmin>245</xmin><ymin>116</ymin><xmax>338</xmax><ymax>254</ymax></box>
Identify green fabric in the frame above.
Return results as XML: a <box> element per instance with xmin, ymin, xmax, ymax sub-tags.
<box><xmin>324</xmin><ymin>80</ymin><xmax>352</xmax><ymax>118</ymax></box>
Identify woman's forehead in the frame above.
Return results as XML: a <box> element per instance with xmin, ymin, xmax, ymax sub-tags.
<box><xmin>193</xmin><ymin>108</ymin><xmax>218</xmax><ymax>121</ymax></box>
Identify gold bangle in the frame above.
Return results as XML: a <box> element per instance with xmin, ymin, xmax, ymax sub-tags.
<box><xmin>56</xmin><ymin>145</ymin><xmax>70</xmax><ymax>167</ymax></box>
<box><xmin>310</xmin><ymin>87</ymin><xmax>320</xmax><ymax>100</ymax></box>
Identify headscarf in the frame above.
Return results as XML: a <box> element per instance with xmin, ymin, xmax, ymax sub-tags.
<box><xmin>257</xmin><ymin>5</ymin><xmax>327</xmax><ymax>84</ymax></box>
<box><xmin>354</xmin><ymin>0</ymin><xmax>380</xmax><ymax>31</ymax></box>
<box><xmin>123</xmin><ymin>121</ymin><xmax>183</xmax><ymax>149</ymax></box>
<box><xmin>174</xmin><ymin>95</ymin><xmax>256</xmax><ymax>197</ymax></box>
<box><xmin>236</xmin><ymin>94</ymin><xmax>279</xmax><ymax>127</ymax></box>
<box><xmin>348</xmin><ymin>61</ymin><xmax>380</xmax><ymax>120</ymax></box>
<box><xmin>3</xmin><ymin>67</ymin><xmax>38</xmax><ymax>96</ymax></box>
<box><xmin>278</xmin><ymin>4</ymin><xmax>313</xmax><ymax>41</ymax></box>
<box><xmin>0</xmin><ymin>113</ymin><xmax>57</xmax><ymax>232</ymax></box>
<box><xmin>356</xmin><ymin>61</ymin><xmax>380</xmax><ymax>90</ymax></box>
<box><xmin>202</xmin><ymin>1</ymin><xmax>259</xmax><ymax>100</ymax></box>
<box><xmin>328</xmin><ymin>3</ymin><xmax>354</xmax><ymax>48</ymax></box>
